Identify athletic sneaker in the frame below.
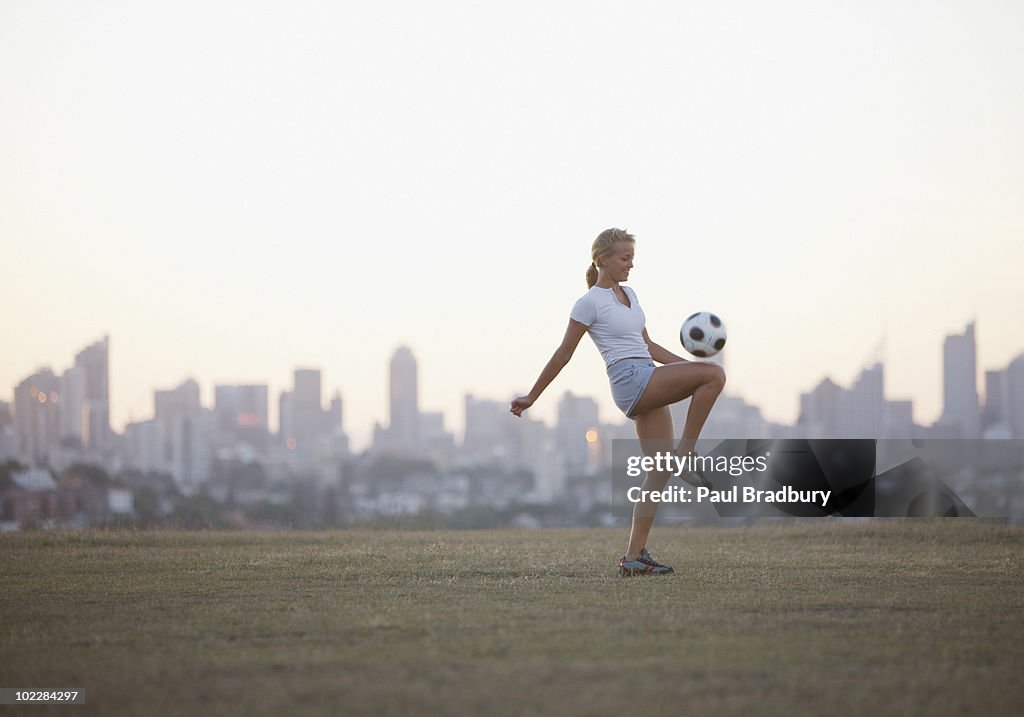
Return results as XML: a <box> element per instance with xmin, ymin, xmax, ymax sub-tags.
<box><xmin>618</xmin><ymin>550</ymin><xmax>675</xmax><ymax>575</ymax></box>
<box><xmin>639</xmin><ymin>547</ymin><xmax>668</xmax><ymax>566</ymax></box>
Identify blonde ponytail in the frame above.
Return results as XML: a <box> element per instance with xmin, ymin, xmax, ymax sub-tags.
<box><xmin>587</xmin><ymin>228</ymin><xmax>635</xmax><ymax>287</ymax></box>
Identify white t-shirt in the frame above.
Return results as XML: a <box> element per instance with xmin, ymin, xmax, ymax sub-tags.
<box><xmin>570</xmin><ymin>285</ymin><xmax>652</xmax><ymax>367</ymax></box>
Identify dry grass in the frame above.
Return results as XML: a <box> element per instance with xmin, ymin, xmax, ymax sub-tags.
<box><xmin>2</xmin><ymin>521</ymin><xmax>1022</xmax><ymax>716</ymax></box>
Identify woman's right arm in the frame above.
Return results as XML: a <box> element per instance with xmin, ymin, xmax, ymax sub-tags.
<box><xmin>510</xmin><ymin>319</ymin><xmax>589</xmax><ymax>417</ymax></box>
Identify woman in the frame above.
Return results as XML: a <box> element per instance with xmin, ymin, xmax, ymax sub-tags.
<box><xmin>510</xmin><ymin>228</ymin><xmax>726</xmax><ymax>575</ymax></box>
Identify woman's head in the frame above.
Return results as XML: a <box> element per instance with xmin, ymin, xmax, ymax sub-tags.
<box><xmin>586</xmin><ymin>228</ymin><xmax>636</xmax><ymax>288</ymax></box>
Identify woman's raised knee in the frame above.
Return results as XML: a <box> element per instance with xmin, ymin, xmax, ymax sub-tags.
<box><xmin>709</xmin><ymin>364</ymin><xmax>726</xmax><ymax>390</ymax></box>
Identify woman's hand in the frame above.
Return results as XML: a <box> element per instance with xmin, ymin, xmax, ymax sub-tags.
<box><xmin>510</xmin><ymin>395</ymin><xmax>535</xmax><ymax>417</ymax></box>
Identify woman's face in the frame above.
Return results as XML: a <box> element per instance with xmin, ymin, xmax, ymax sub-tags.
<box><xmin>600</xmin><ymin>241</ymin><xmax>635</xmax><ymax>282</ymax></box>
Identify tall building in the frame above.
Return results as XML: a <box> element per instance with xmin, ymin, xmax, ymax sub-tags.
<box><xmin>278</xmin><ymin>390</ymin><xmax>292</xmax><ymax>448</ymax></box>
<box><xmin>503</xmin><ymin>410</ymin><xmax>563</xmax><ymax>501</ymax></box>
<box><xmin>58</xmin><ymin>365</ymin><xmax>85</xmax><ymax>447</ymax></box>
<box><xmin>883</xmin><ymin>399</ymin><xmax>915</xmax><ymax>439</ymax></box>
<box><xmin>74</xmin><ymin>336</ymin><xmax>111</xmax><ymax>450</ymax></box>
<box><xmin>278</xmin><ymin>369</ymin><xmax>343</xmax><ymax>466</ymax></box>
<box><xmin>124</xmin><ymin>419</ymin><xmax>166</xmax><ymax>474</ymax></box>
<box><xmin>13</xmin><ymin>369</ymin><xmax>60</xmax><ymax>464</ymax></box>
<box><xmin>844</xmin><ymin>362</ymin><xmax>884</xmax><ymax>437</ymax></box>
<box><xmin>389</xmin><ymin>346</ymin><xmax>420</xmax><ymax>449</ymax></box>
<box><xmin>797</xmin><ymin>363</ymin><xmax>910</xmax><ymax>438</ymax></box>
<box><xmin>939</xmin><ymin>321</ymin><xmax>980</xmax><ymax>438</ymax></box>
<box><xmin>797</xmin><ymin>377</ymin><xmax>843</xmax><ymax>437</ymax></box>
<box><xmin>0</xmin><ymin>399</ymin><xmax>12</xmax><ymax>461</ymax></box>
<box><xmin>369</xmin><ymin>347</ymin><xmax>429</xmax><ymax>457</ymax></box>
<box><xmin>170</xmin><ymin>410</ymin><xmax>214</xmax><ymax>494</ymax></box>
<box><xmin>294</xmin><ymin>369</ymin><xmax>321</xmax><ymax>406</ymax></box>
<box><xmin>1007</xmin><ymin>354</ymin><xmax>1024</xmax><ymax>439</ymax></box>
<box><xmin>214</xmin><ymin>384</ymin><xmax>269</xmax><ymax>453</ymax></box>
<box><xmin>328</xmin><ymin>391</ymin><xmax>343</xmax><ymax>433</ymax></box>
<box><xmin>556</xmin><ymin>391</ymin><xmax>600</xmax><ymax>475</ymax></box>
<box><xmin>420</xmin><ymin>411</ymin><xmax>455</xmax><ymax>461</ymax></box>
<box><xmin>10</xmin><ymin>337</ymin><xmax>109</xmax><ymax>463</ymax></box>
<box><xmin>982</xmin><ymin>369</ymin><xmax>1009</xmax><ymax>432</ymax></box>
<box><xmin>292</xmin><ymin>369</ymin><xmax>324</xmax><ymax>452</ymax></box>
<box><xmin>463</xmin><ymin>393</ymin><xmax>510</xmax><ymax>462</ymax></box>
<box><xmin>155</xmin><ymin>379</ymin><xmax>201</xmax><ymax>423</ymax></box>
<box><xmin>154</xmin><ymin>378</ymin><xmax>202</xmax><ymax>468</ymax></box>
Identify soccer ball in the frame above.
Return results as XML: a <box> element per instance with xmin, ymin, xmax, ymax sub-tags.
<box><xmin>680</xmin><ymin>311</ymin><xmax>727</xmax><ymax>358</ymax></box>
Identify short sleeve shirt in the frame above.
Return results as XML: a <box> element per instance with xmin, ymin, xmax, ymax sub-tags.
<box><xmin>570</xmin><ymin>285</ymin><xmax>652</xmax><ymax>367</ymax></box>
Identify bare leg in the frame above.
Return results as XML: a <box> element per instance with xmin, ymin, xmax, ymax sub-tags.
<box><xmin>629</xmin><ymin>361</ymin><xmax>726</xmax><ymax>455</ymax></box>
<box><xmin>624</xmin><ymin>406</ymin><xmax>674</xmax><ymax>560</ymax></box>
<box><xmin>623</xmin><ymin>362</ymin><xmax>726</xmax><ymax>560</ymax></box>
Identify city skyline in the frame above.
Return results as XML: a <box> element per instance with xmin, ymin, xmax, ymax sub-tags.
<box><xmin>7</xmin><ymin>307</ymin><xmax>1022</xmax><ymax>452</ymax></box>
<box><xmin>6</xmin><ymin>321</ymin><xmax>1024</xmax><ymax>454</ymax></box>
<box><xmin>3</xmin><ymin>2</ymin><xmax>1023</xmax><ymax>452</ymax></box>
<box><xmin>5</xmin><ymin>324</ymin><xmax>1024</xmax><ymax>532</ymax></box>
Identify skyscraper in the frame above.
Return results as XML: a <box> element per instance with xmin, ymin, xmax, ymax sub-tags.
<box><xmin>389</xmin><ymin>346</ymin><xmax>420</xmax><ymax>449</ymax></box>
<box><xmin>74</xmin><ymin>335</ymin><xmax>111</xmax><ymax>450</ymax></box>
<box><xmin>154</xmin><ymin>378</ymin><xmax>201</xmax><ymax>423</ymax></box>
<box><xmin>463</xmin><ymin>393</ymin><xmax>509</xmax><ymax>461</ymax></box>
<box><xmin>214</xmin><ymin>384</ymin><xmax>269</xmax><ymax>452</ymax></box>
<box><xmin>0</xmin><ymin>400</ymin><xmax>13</xmax><ymax>461</ymax></box>
<box><xmin>844</xmin><ymin>362</ymin><xmax>884</xmax><ymax>437</ymax></box>
<box><xmin>1007</xmin><ymin>354</ymin><xmax>1024</xmax><ymax>439</ymax></box>
<box><xmin>797</xmin><ymin>362</ymin><xmax>912</xmax><ymax>438</ymax></box>
<box><xmin>328</xmin><ymin>391</ymin><xmax>343</xmax><ymax>433</ymax></box>
<box><xmin>556</xmin><ymin>390</ymin><xmax>600</xmax><ymax>475</ymax></box>
<box><xmin>124</xmin><ymin>419</ymin><xmax>166</xmax><ymax>474</ymax></box>
<box><xmin>58</xmin><ymin>365</ymin><xmax>85</xmax><ymax>447</ymax></box>
<box><xmin>13</xmin><ymin>369</ymin><xmax>60</xmax><ymax>464</ymax></box>
<box><xmin>940</xmin><ymin>322</ymin><xmax>980</xmax><ymax>438</ymax></box>
<box><xmin>883</xmin><ymin>400</ymin><xmax>915</xmax><ymax>439</ymax></box>
<box><xmin>278</xmin><ymin>369</ymin><xmax>342</xmax><ymax>466</ymax></box>
<box><xmin>154</xmin><ymin>378</ymin><xmax>202</xmax><ymax>466</ymax></box>
<box><xmin>982</xmin><ymin>369</ymin><xmax>1009</xmax><ymax>432</ymax></box>
<box><xmin>170</xmin><ymin>410</ymin><xmax>213</xmax><ymax>495</ymax></box>
<box><xmin>797</xmin><ymin>377</ymin><xmax>843</xmax><ymax>437</ymax></box>
<box><xmin>295</xmin><ymin>368</ymin><xmax>324</xmax><ymax>461</ymax></box>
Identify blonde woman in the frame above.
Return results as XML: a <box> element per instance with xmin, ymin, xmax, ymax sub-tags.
<box><xmin>510</xmin><ymin>228</ymin><xmax>725</xmax><ymax>575</ymax></box>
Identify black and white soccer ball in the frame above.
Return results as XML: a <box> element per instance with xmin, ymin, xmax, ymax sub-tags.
<box><xmin>680</xmin><ymin>311</ymin><xmax>727</xmax><ymax>358</ymax></box>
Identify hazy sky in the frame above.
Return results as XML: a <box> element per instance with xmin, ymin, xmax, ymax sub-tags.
<box><xmin>3</xmin><ymin>1</ymin><xmax>1023</xmax><ymax>451</ymax></box>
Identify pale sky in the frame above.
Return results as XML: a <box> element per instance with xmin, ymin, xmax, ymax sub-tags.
<box><xmin>2</xmin><ymin>1</ymin><xmax>1023</xmax><ymax>451</ymax></box>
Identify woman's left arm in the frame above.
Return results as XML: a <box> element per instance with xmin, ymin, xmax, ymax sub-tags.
<box><xmin>642</xmin><ymin>328</ymin><xmax>691</xmax><ymax>365</ymax></box>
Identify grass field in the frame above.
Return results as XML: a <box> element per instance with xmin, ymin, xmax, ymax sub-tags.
<box><xmin>2</xmin><ymin>521</ymin><xmax>1023</xmax><ymax>716</ymax></box>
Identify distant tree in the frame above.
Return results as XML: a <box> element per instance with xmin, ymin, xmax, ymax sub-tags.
<box><xmin>245</xmin><ymin>500</ymin><xmax>297</xmax><ymax>527</ymax></box>
<box><xmin>227</xmin><ymin>461</ymin><xmax>266</xmax><ymax>506</ymax></box>
<box><xmin>63</xmin><ymin>462</ymin><xmax>113</xmax><ymax>487</ymax></box>
<box><xmin>0</xmin><ymin>459</ymin><xmax>27</xmax><ymax>491</ymax></box>
<box><xmin>289</xmin><ymin>477</ymin><xmax>323</xmax><ymax>529</ymax></box>
<box><xmin>133</xmin><ymin>485</ymin><xmax>162</xmax><ymax>528</ymax></box>
<box><xmin>322</xmin><ymin>484</ymin><xmax>340</xmax><ymax>528</ymax></box>
<box><xmin>448</xmin><ymin>505</ymin><xmax>510</xmax><ymax>530</ymax></box>
<box><xmin>170</xmin><ymin>488</ymin><xmax>231</xmax><ymax>529</ymax></box>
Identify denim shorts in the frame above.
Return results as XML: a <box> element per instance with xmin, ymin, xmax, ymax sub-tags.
<box><xmin>607</xmin><ymin>357</ymin><xmax>657</xmax><ymax>419</ymax></box>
